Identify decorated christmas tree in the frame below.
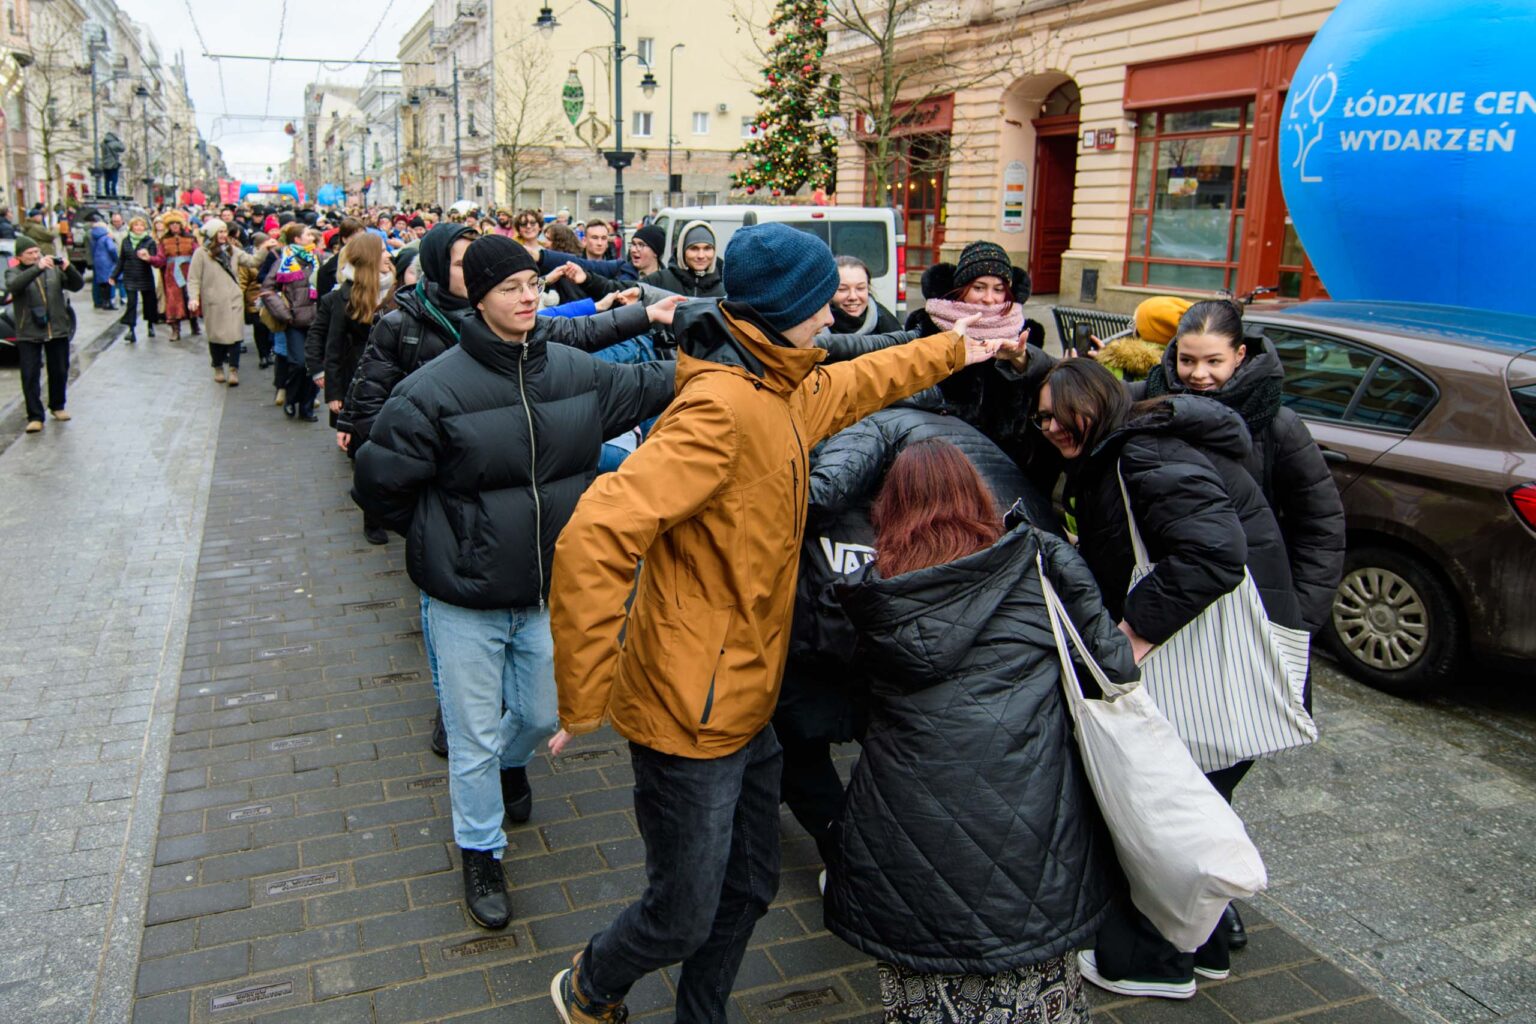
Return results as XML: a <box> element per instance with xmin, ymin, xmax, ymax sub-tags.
<box><xmin>734</xmin><ymin>0</ymin><xmax>838</xmax><ymax>197</ymax></box>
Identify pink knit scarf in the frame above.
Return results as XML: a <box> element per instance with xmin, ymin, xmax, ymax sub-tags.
<box><xmin>925</xmin><ymin>298</ymin><xmax>1025</xmax><ymax>341</ymax></box>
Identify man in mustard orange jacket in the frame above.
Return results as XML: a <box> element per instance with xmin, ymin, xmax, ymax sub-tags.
<box><xmin>547</xmin><ymin>223</ymin><xmax>997</xmax><ymax>1023</ymax></box>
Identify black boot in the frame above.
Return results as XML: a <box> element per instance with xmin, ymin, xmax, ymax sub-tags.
<box><xmin>501</xmin><ymin>766</ymin><xmax>532</xmax><ymax>824</ymax></box>
<box><xmin>364</xmin><ymin>523</ymin><xmax>389</xmax><ymax>545</ymax></box>
<box><xmin>1222</xmin><ymin>903</ymin><xmax>1248</xmax><ymax>951</ymax></box>
<box><xmin>460</xmin><ymin>848</ymin><xmax>510</xmax><ymax>929</ymax></box>
<box><xmin>430</xmin><ymin>712</ymin><xmax>448</xmax><ymax>758</ymax></box>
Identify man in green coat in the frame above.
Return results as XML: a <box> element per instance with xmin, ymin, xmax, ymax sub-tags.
<box><xmin>3</xmin><ymin>237</ymin><xmax>83</xmax><ymax>433</ymax></box>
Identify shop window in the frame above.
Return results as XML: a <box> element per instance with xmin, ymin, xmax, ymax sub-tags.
<box><xmin>865</xmin><ymin>133</ymin><xmax>950</xmax><ymax>273</ymax></box>
<box><xmin>1124</xmin><ymin>104</ymin><xmax>1250</xmax><ymax>292</ymax></box>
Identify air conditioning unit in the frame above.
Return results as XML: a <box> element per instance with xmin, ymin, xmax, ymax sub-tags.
<box><xmin>716</xmin><ymin>103</ymin><xmax>729</xmax><ymax>114</ymax></box>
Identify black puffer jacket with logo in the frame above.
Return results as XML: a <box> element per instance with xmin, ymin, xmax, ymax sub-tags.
<box><xmin>825</xmin><ymin>525</ymin><xmax>1135</xmax><ymax>973</ymax></box>
<box><xmin>352</xmin><ymin>305</ymin><xmax>675</xmax><ymax>609</ymax></box>
<box><xmin>778</xmin><ymin>392</ymin><xmax>1056</xmax><ymax>745</ymax></box>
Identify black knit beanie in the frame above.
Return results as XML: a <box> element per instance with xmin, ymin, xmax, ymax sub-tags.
<box><xmin>462</xmin><ymin>234</ymin><xmax>539</xmax><ymax>306</ymax></box>
<box><xmin>953</xmin><ymin>241</ymin><xmax>1013</xmax><ymax>291</ymax></box>
<box><xmin>632</xmin><ymin>225</ymin><xmax>665</xmax><ymax>257</ymax></box>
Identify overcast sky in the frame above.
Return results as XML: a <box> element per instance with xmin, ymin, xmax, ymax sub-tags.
<box><xmin>117</xmin><ymin>0</ymin><xmax>429</xmax><ymax>182</ymax></box>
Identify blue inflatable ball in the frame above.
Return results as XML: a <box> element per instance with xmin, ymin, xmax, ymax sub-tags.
<box><xmin>1280</xmin><ymin>0</ymin><xmax>1536</xmax><ymax>315</ymax></box>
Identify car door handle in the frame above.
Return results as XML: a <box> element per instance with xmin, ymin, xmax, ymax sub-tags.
<box><xmin>1320</xmin><ymin>448</ymin><xmax>1348</xmax><ymax>464</ymax></box>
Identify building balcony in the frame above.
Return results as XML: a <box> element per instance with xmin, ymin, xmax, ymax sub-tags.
<box><xmin>458</xmin><ymin>0</ymin><xmax>486</xmax><ymax>21</ymax></box>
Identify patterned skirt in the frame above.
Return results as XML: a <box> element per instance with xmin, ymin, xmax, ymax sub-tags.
<box><xmin>877</xmin><ymin>952</ymin><xmax>1091</xmax><ymax>1024</ymax></box>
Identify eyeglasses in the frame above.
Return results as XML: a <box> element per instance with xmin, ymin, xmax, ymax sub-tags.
<box><xmin>1030</xmin><ymin>408</ymin><xmax>1057</xmax><ymax>430</ymax></box>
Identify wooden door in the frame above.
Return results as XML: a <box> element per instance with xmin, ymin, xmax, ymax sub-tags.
<box><xmin>1030</xmin><ymin>121</ymin><xmax>1078</xmax><ymax>295</ymax></box>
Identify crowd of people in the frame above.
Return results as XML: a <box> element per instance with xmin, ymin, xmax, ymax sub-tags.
<box><xmin>1</xmin><ymin>195</ymin><xmax>1347</xmax><ymax>1024</ymax></box>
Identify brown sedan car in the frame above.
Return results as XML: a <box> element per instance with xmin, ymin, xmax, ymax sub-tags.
<box><xmin>1244</xmin><ymin>301</ymin><xmax>1536</xmax><ymax>693</ymax></box>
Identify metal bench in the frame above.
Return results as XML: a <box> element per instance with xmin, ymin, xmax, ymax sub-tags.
<box><xmin>1051</xmin><ymin>306</ymin><xmax>1135</xmax><ymax>346</ymax></box>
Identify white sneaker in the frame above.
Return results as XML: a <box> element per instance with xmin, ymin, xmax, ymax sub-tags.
<box><xmin>1077</xmin><ymin>950</ymin><xmax>1196</xmax><ymax>1000</ymax></box>
<box><xmin>1194</xmin><ymin>965</ymin><xmax>1230</xmax><ymax>980</ymax></box>
<box><xmin>818</xmin><ymin>869</ymin><xmax>827</xmax><ymax>895</ymax></box>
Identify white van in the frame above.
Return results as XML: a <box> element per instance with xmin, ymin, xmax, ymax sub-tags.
<box><xmin>650</xmin><ymin>205</ymin><xmax>907</xmax><ymax>316</ymax></box>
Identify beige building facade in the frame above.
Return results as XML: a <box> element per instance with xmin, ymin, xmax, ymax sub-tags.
<box><xmin>832</xmin><ymin>0</ymin><xmax>1338</xmax><ymax>312</ymax></box>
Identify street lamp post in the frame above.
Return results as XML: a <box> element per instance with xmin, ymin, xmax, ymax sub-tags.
<box><xmin>535</xmin><ymin>3</ymin><xmax>657</xmax><ymax>227</ymax></box>
<box><xmin>85</xmin><ymin>35</ymin><xmax>104</xmax><ymax>197</ymax></box>
<box><xmin>170</xmin><ymin>123</ymin><xmax>178</xmax><ymax>199</ymax></box>
<box><xmin>668</xmin><ymin>42</ymin><xmax>684</xmax><ymax>208</ymax></box>
<box><xmin>393</xmin><ymin>87</ymin><xmax>402</xmax><ymax>207</ymax></box>
<box><xmin>135</xmin><ymin>84</ymin><xmax>151</xmax><ymax>208</ymax></box>
<box><xmin>452</xmin><ymin>53</ymin><xmax>462</xmax><ymax>200</ymax></box>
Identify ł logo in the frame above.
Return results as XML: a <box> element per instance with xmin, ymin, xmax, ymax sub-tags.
<box><xmin>819</xmin><ymin>538</ymin><xmax>876</xmax><ymax>574</ymax></box>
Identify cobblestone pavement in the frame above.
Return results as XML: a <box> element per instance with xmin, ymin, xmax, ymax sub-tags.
<box><xmin>2</xmin><ymin>329</ymin><xmax>1530</xmax><ymax>1024</ymax></box>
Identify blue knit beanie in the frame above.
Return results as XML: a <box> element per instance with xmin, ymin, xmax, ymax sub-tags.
<box><xmin>722</xmin><ymin>223</ymin><xmax>840</xmax><ymax>333</ymax></box>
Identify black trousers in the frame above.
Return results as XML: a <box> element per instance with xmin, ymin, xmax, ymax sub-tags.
<box><xmin>274</xmin><ymin>355</ymin><xmax>316</xmax><ymax>417</ymax></box>
<box><xmin>18</xmin><ymin>338</ymin><xmax>69</xmax><ymax>422</ymax></box>
<box><xmin>584</xmin><ymin>727</ymin><xmax>782</xmax><ymax>1023</ymax></box>
<box><xmin>120</xmin><ymin>285</ymin><xmax>158</xmax><ymax>329</ymax></box>
<box><xmin>1094</xmin><ymin>760</ymin><xmax>1253</xmax><ymax>981</ymax></box>
<box><xmin>210</xmin><ymin>341</ymin><xmax>241</xmax><ymax>369</ymax></box>
<box><xmin>778</xmin><ymin>736</ymin><xmax>844</xmax><ymax>865</ymax></box>
<box><xmin>247</xmin><ymin>312</ymin><xmax>273</xmax><ymax>362</ymax></box>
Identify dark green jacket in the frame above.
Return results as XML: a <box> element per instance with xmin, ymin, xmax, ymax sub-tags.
<box><xmin>3</xmin><ymin>261</ymin><xmax>84</xmax><ymax>341</ymax></box>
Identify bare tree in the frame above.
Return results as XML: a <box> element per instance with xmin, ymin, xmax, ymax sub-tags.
<box><xmin>823</xmin><ymin>0</ymin><xmax>1060</xmax><ymax>198</ymax></box>
<box><xmin>491</xmin><ymin>53</ymin><xmax>566</xmax><ymax>210</ymax></box>
<box><xmin>21</xmin><ymin>6</ymin><xmax>91</xmax><ymax>206</ymax></box>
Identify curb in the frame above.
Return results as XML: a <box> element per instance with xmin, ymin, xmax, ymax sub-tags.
<box><xmin>0</xmin><ymin>314</ymin><xmax>124</xmax><ymax>445</ymax></box>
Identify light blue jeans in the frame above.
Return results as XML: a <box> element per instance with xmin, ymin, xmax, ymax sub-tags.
<box><xmin>425</xmin><ymin>598</ymin><xmax>559</xmax><ymax>854</ymax></box>
<box><xmin>420</xmin><ymin>592</ymin><xmax>441</xmax><ymax>701</ymax></box>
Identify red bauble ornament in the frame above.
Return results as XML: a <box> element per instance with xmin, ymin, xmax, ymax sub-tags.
<box><xmin>746</xmin><ymin>186</ymin><xmax>756</xmax><ymax>194</ymax></box>
<box><xmin>814</xmin><ymin>17</ymin><xmax>823</xmax><ymax>26</ymax></box>
<box><xmin>749</xmin><ymin>125</ymin><xmax>758</xmax><ymax>134</ymax></box>
<box><xmin>802</xmin><ymin>64</ymin><xmax>813</xmax><ymax>73</ymax></box>
<box><xmin>772</xmin><ymin>189</ymin><xmax>783</xmax><ymax>197</ymax></box>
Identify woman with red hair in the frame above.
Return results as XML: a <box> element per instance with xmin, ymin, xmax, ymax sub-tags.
<box><xmin>824</xmin><ymin>439</ymin><xmax>1136</xmax><ymax>1024</ymax></box>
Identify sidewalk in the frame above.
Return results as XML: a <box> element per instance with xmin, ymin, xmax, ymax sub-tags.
<box><xmin>0</xmin><ymin>326</ymin><xmax>226</xmax><ymax>1024</ymax></box>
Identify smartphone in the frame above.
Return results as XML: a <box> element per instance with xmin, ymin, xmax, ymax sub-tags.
<box><xmin>1072</xmin><ymin>322</ymin><xmax>1094</xmax><ymax>352</ymax></box>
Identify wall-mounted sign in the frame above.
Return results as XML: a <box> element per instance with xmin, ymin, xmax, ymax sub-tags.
<box><xmin>1001</xmin><ymin>160</ymin><xmax>1027</xmax><ymax>232</ymax></box>
<box><xmin>1096</xmin><ymin>127</ymin><xmax>1118</xmax><ymax>150</ymax></box>
<box><xmin>1082</xmin><ymin>128</ymin><xmax>1098</xmax><ymax>149</ymax></box>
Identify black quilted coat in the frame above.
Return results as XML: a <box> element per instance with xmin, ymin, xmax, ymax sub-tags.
<box><xmin>780</xmin><ymin>393</ymin><xmax>1056</xmax><ymax>745</ymax></box>
<box><xmin>336</xmin><ymin>286</ymin><xmax>471</xmax><ymax>446</ymax></box>
<box><xmin>825</xmin><ymin>525</ymin><xmax>1135</xmax><ymax>973</ymax></box>
<box><xmin>352</xmin><ymin>305</ymin><xmax>675</xmax><ymax>610</ymax></box>
<box><xmin>1068</xmin><ymin>395</ymin><xmax>1303</xmax><ymax>643</ymax></box>
<box><xmin>1140</xmin><ymin>336</ymin><xmax>1345</xmax><ymax>632</ymax></box>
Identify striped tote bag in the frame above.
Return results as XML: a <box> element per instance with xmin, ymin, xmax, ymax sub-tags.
<box><xmin>1118</xmin><ymin>462</ymin><xmax>1317</xmax><ymax>772</ymax></box>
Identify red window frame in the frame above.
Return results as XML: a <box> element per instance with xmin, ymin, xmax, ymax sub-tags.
<box><xmin>1123</xmin><ymin>102</ymin><xmax>1253</xmax><ymax>293</ymax></box>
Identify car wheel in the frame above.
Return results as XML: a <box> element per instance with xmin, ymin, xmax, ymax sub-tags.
<box><xmin>1322</xmin><ymin>545</ymin><xmax>1461</xmax><ymax>695</ymax></box>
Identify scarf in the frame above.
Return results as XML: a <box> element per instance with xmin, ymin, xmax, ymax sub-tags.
<box><xmin>339</xmin><ymin>263</ymin><xmax>396</xmax><ymax>312</ymax></box>
<box><xmin>206</xmin><ymin>239</ymin><xmax>237</xmax><ymax>282</ymax></box>
<box><xmin>275</xmin><ymin>243</ymin><xmax>317</xmax><ymax>278</ymax></box>
<box><xmin>415</xmin><ymin>278</ymin><xmax>464</xmax><ymax>341</ymax></box>
<box><xmin>829</xmin><ymin>302</ymin><xmax>887</xmax><ymax>336</ymax></box>
<box><xmin>1144</xmin><ymin>360</ymin><xmax>1283</xmax><ymax>435</ymax></box>
<box><xmin>127</xmin><ymin>231</ymin><xmax>150</xmax><ymax>250</ymax></box>
<box><xmin>924</xmin><ymin>297</ymin><xmax>1024</xmax><ymax>341</ymax></box>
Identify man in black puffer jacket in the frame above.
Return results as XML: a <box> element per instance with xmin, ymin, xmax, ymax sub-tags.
<box><xmin>353</xmin><ymin>235</ymin><xmax>682</xmax><ymax>933</ymax></box>
<box><xmin>778</xmin><ymin>389</ymin><xmax>1059</xmax><ymax>866</ymax></box>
